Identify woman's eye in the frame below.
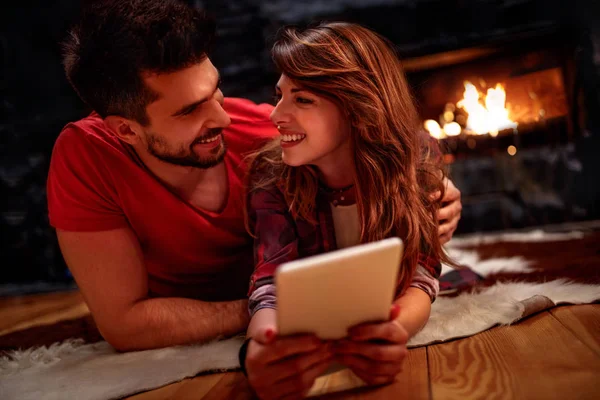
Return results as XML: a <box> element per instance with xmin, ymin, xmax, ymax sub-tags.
<box><xmin>296</xmin><ymin>97</ymin><xmax>313</xmax><ymax>104</ymax></box>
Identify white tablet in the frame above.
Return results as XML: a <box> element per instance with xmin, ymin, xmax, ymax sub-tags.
<box><xmin>275</xmin><ymin>237</ymin><xmax>404</xmax><ymax>340</ymax></box>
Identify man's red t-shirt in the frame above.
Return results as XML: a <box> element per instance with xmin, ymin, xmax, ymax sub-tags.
<box><xmin>47</xmin><ymin>98</ymin><xmax>276</xmax><ymax>301</ymax></box>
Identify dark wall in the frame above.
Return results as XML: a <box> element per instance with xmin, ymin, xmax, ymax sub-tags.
<box><xmin>1</xmin><ymin>1</ymin><xmax>86</xmax><ymax>289</ymax></box>
<box><xmin>1</xmin><ymin>0</ymin><xmax>599</xmax><ymax>291</ymax></box>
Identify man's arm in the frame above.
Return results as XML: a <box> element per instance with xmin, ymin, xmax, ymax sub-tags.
<box><xmin>57</xmin><ymin>227</ymin><xmax>249</xmax><ymax>351</ymax></box>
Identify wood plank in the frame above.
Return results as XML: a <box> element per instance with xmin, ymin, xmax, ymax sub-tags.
<box><xmin>126</xmin><ymin>373</ymin><xmax>224</xmax><ymax>400</ymax></box>
<box><xmin>428</xmin><ymin>311</ymin><xmax>600</xmax><ymax>400</ymax></box>
<box><xmin>550</xmin><ymin>304</ymin><xmax>600</xmax><ymax>355</ymax></box>
<box><xmin>201</xmin><ymin>372</ymin><xmax>255</xmax><ymax>400</ymax></box>
<box><xmin>0</xmin><ymin>289</ymin><xmax>81</xmax><ymax>310</ymax></box>
<box><xmin>306</xmin><ymin>347</ymin><xmax>430</xmax><ymax>399</ymax></box>
<box><xmin>0</xmin><ymin>291</ymin><xmax>89</xmax><ymax>335</ymax></box>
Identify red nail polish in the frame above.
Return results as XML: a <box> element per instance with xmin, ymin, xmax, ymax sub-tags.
<box><xmin>265</xmin><ymin>328</ymin><xmax>275</xmax><ymax>341</ymax></box>
<box><xmin>390</xmin><ymin>304</ymin><xmax>401</xmax><ymax>320</ymax></box>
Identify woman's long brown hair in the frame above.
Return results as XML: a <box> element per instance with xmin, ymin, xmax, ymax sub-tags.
<box><xmin>247</xmin><ymin>22</ymin><xmax>452</xmax><ymax>290</ymax></box>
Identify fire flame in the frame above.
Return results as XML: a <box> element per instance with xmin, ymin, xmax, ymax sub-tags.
<box><xmin>458</xmin><ymin>81</ymin><xmax>518</xmax><ymax>135</ymax></box>
<box><xmin>425</xmin><ymin>80</ymin><xmax>518</xmax><ymax>138</ymax></box>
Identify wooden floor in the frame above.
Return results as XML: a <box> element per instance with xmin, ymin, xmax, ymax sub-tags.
<box><xmin>1</xmin><ymin>291</ymin><xmax>598</xmax><ymax>399</ymax></box>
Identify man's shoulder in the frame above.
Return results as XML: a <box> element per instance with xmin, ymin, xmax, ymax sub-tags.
<box><xmin>224</xmin><ymin>97</ymin><xmax>274</xmax><ymax>124</ymax></box>
<box><xmin>223</xmin><ymin>98</ymin><xmax>277</xmax><ymax>146</ymax></box>
<box><xmin>223</xmin><ymin>97</ymin><xmax>277</xmax><ymax>139</ymax></box>
<box><xmin>54</xmin><ymin>112</ymin><xmax>128</xmax><ymax>159</ymax></box>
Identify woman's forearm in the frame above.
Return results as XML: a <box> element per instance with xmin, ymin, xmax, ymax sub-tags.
<box><xmin>247</xmin><ymin>307</ymin><xmax>277</xmax><ymax>337</ymax></box>
<box><xmin>393</xmin><ymin>287</ymin><xmax>432</xmax><ymax>338</ymax></box>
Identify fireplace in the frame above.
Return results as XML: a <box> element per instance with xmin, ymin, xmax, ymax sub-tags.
<box><xmin>401</xmin><ymin>25</ymin><xmax>589</xmax><ymax>233</ymax></box>
<box><xmin>405</xmin><ymin>26</ymin><xmax>576</xmax><ymax>160</ymax></box>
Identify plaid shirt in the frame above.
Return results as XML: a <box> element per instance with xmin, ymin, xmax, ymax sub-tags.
<box><xmin>247</xmin><ymin>183</ymin><xmax>442</xmax><ymax>315</ymax></box>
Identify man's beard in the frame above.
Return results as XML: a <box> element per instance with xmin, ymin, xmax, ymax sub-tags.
<box><xmin>145</xmin><ymin>129</ymin><xmax>227</xmax><ymax>169</ymax></box>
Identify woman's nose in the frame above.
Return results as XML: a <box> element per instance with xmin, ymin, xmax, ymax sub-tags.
<box><xmin>270</xmin><ymin>101</ymin><xmax>291</xmax><ymax>126</ymax></box>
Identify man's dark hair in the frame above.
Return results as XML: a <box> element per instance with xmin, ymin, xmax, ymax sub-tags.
<box><xmin>62</xmin><ymin>0</ymin><xmax>215</xmax><ymax>125</ymax></box>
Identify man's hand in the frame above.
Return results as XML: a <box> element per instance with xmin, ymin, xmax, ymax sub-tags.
<box><xmin>432</xmin><ymin>177</ymin><xmax>462</xmax><ymax>244</ymax></box>
<box><xmin>245</xmin><ymin>327</ymin><xmax>333</xmax><ymax>400</ymax></box>
<box><xmin>333</xmin><ymin>305</ymin><xmax>408</xmax><ymax>386</ymax></box>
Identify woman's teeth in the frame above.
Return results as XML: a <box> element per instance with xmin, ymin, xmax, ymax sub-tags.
<box><xmin>281</xmin><ymin>134</ymin><xmax>306</xmax><ymax>142</ymax></box>
<box><xmin>199</xmin><ymin>135</ymin><xmax>219</xmax><ymax>143</ymax></box>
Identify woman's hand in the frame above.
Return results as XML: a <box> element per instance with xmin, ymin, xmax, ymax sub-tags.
<box><xmin>433</xmin><ymin>177</ymin><xmax>462</xmax><ymax>244</ymax></box>
<box><xmin>333</xmin><ymin>305</ymin><xmax>408</xmax><ymax>386</ymax></box>
<box><xmin>245</xmin><ymin>326</ymin><xmax>333</xmax><ymax>400</ymax></box>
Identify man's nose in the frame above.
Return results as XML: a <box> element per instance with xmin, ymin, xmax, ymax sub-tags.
<box><xmin>205</xmin><ymin>99</ymin><xmax>231</xmax><ymax>128</ymax></box>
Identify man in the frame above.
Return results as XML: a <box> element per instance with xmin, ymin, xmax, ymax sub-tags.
<box><xmin>48</xmin><ymin>0</ymin><xmax>461</xmax><ymax>354</ymax></box>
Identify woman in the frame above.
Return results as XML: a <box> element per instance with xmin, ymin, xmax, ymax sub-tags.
<box><xmin>242</xmin><ymin>22</ymin><xmax>453</xmax><ymax>399</ymax></box>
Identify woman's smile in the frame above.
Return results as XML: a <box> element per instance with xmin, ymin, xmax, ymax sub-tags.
<box><xmin>279</xmin><ymin>129</ymin><xmax>307</xmax><ymax>148</ymax></box>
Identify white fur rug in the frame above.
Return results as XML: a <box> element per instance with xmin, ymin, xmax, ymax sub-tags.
<box><xmin>409</xmin><ymin>279</ymin><xmax>599</xmax><ymax>346</ymax></box>
<box><xmin>445</xmin><ymin>229</ymin><xmax>585</xmax><ymax>247</ymax></box>
<box><xmin>1</xmin><ymin>230</ymin><xmax>599</xmax><ymax>400</ymax></box>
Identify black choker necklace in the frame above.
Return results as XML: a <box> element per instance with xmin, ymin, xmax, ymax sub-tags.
<box><xmin>318</xmin><ymin>182</ymin><xmax>355</xmax><ymax>194</ymax></box>
<box><xmin>319</xmin><ymin>182</ymin><xmax>356</xmax><ymax>207</ymax></box>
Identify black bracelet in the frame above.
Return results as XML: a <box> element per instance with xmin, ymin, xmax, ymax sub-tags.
<box><xmin>238</xmin><ymin>337</ymin><xmax>252</xmax><ymax>376</ymax></box>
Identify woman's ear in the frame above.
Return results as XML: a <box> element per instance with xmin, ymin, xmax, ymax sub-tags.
<box><xmin>104</xmin><ymin>116</ymin><xmax>143</xmax><ymax>145</ymax></box>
